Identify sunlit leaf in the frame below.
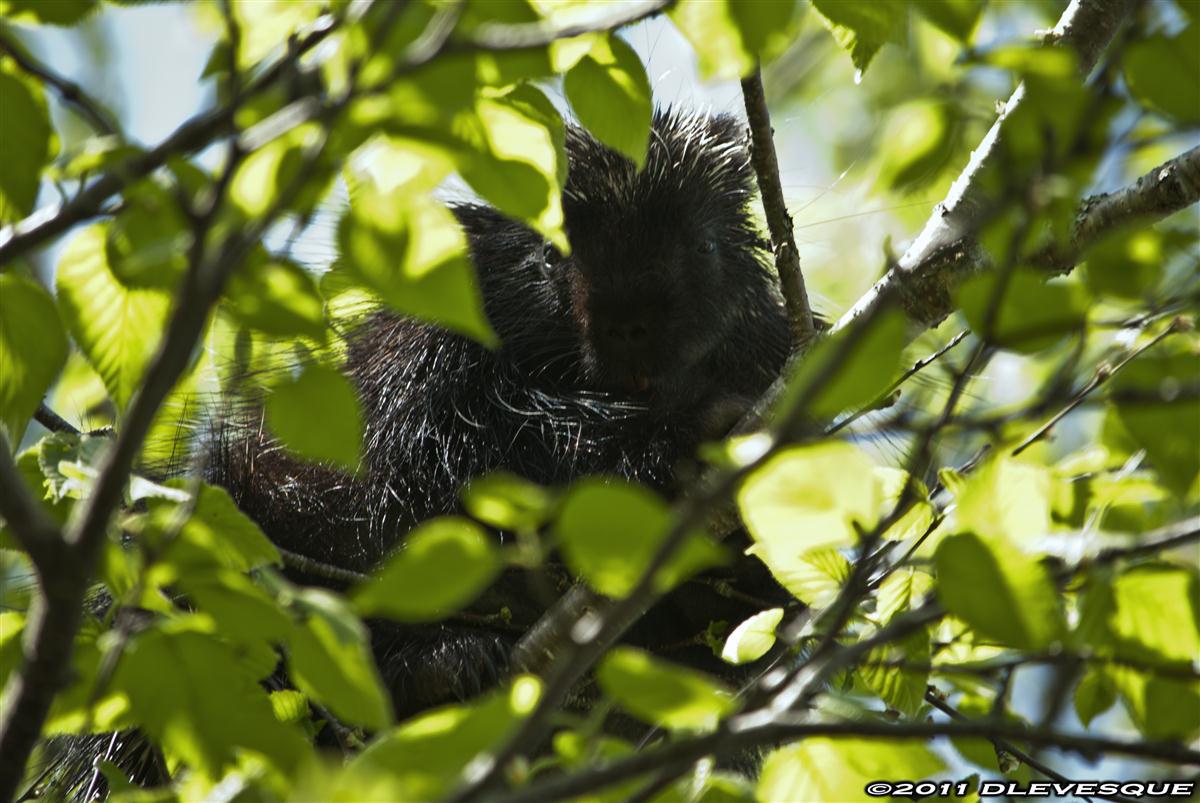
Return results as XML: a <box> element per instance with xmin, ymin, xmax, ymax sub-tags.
<box><xmin>1074</xmin><ymin>666</ymin><xmax>1117</xmax><ymax>727</ymax></box>
<box><xmin>780</xmin><ymin>307</ymin><xmax>906</xmax><ymax>421</ymax></box>
<box><xmin>949</xmin><ymin>455</ymin><xmax>1052</xmax><ymax>546</ymax></box>
<box><xmin>338</xmin><ymin>187</ymin><xmax>496</xmax><ymax>346</ymax></box>
<box><xmin>55</xmin><ymin>225</ymin><xmax>171</xmax><ymax>412</ymax></box>
<box><xmin>0</xmin><ymin>274</ymin><xmax>67</xmax><ymax>443</ymax></box>
<box><xmin>810</xmin><ymin>0</ymin><xmax>907</xmax><ymax>75</ymax></box>
<box><xmin>115</xmin><ymin>627</ymin><xmax>308</xmax><ymax>779</ymax></box>
<box><xmin>597</xmin><ymin>647</ymin><xmax>734</xmax><ymax>732</ymax></box>
<box><xmin>266</xmin><ymin>363</ymin><xmax>363</xmax><ymax>472</ymax></box>
<box><xmin>353</xmin><ymin>517</ymin><xmax>501</xmax><ymax>622</ymax></box>
<box><xmin>564</xmin><ymin>34</ymin><xmax>652</xmax><ymax>168</ymax></box>
<box><xmin>911</xmin><ymin>0</ymin><xmax>983</xmax><ymax>41</ymax></box>
<box><xmin>669</xmin><ymin>0</ymin><xmax>798</xmax><ymax>80</ymax></box>
<box><xmin>759</xmin><ymin>737</ymin><xmax>944</xmax><ymax>802</ymax></box>
<box><xmin>224</xmin><ymin>254</ymin><xmax>326</xmax><ymax>339</ymax></box>
<box><xmin>557</xmin><ymin>479</ymin><xmax>725</xmax><ymax>598</ymax></box>
<box><xmin>955</xmin><ymin>269</ymin><xmax>1088</xmax><ymax>353</ymax></box>
<box><xmin>1124</xmin><ymin>25</ymin><xmax>1200</xmax><ymax>124</ymax></box>
<box><xmin>934</xmin><ymin>532</ymin><xmax>1063</xmax><ymax>651</ymax></box>
<box><xmin>462</xmin><ymin>472</ymin><xmax>554</xmax><ymax>532</ymax></box>
<box><xmin>877</xmin><ymin>567</ymin><xmax>934</xmax><ymax>623</ymax></box>
<box><xmin>858</xmin><ymin>627</ymin><xmax>930</xmax><ymax>716</ymax></box>
<box><xmin>288</xmin><ymin>588</ymin><xmax>393</xmax><ymax>731</ymax></box>
<box><xmin>721</xmin><ymin>607</ymin><xmax>784</xmax><ymax>665</ymax></box>
<box><xmin>739</xmin><ymin>441</ymin><xmax>879</xmax><ymax>559</ymax></box>
<box><xmin>0</xmin><ymin>68</ymin><xmax>52</xmax><ymax>221</ymax></box>
<box><xmin>352</xmin><ymin>677</ymin><xmax>542</xmax><ymax>801</ymax></box>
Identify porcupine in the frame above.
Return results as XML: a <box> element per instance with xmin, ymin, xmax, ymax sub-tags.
<box><xmin>42</xmin><ymin>107</ymin><xmax>795</xmax><ymax>797</ymax></box>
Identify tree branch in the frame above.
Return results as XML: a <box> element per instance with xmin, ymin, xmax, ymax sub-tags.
<box><xmin>741</xmin><ymin>68</ymin><xmax>816</xmax><ymax>344</ymax></box>
<box><xmin>0</xmin><ymin>13</ymin><xmax>338</xmax><ymax>267</ymax></box>
<box><xmin>0</xmin><ymin>27</ymin><xmax>119</xmax><ymax>136</ymax></box>
<box><xmin>491</xmin><ymin>716</ymin><xmax>1200</xmax><ymax>803</ymax></box>
<box><xmin>833</xmin><ymin>0</ymin><xmax>1141</xmax><ymax>335</ymax></box>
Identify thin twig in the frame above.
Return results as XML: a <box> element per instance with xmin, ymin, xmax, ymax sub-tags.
<box><xmin>1012</xmin><ymin>318</ymin><xmax>1187</xmax><ymax>456</ymax></box>
<box><xmin>0</xmin><ymin>28</ymin><xmax>119</xmax><ymax>136</ymax></box>
<box><xmin>33</xmin><ymin>403</ymin><xmax>79</xmax><ymax>436</ymax></box>
<box><xmin>741</xmin><ymin>69</ymin><xmax>815</xmax><ymax>345</ymax></box>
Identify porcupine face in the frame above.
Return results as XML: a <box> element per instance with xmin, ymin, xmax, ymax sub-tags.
<box><xmin>545</xmin><ymin>109</ymin><xmax>770</xmax><ymax>405</ymax></box>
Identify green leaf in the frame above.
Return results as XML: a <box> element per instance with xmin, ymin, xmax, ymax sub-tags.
<box><xmin>911</xmin><ymin>0</ymin><xmax>983</xmax><ymax>41</ymax></box>
<box><xmin>810</xmin><ymin>0</ymin><xmax>907</xmax><ymax>75</ymax></box>
<box><xmin>949</xmin><ymin>455</ymin><xmax>1052</xmax><ymax>546</ymax></box>
<box><xmin>597</xmin><ymin>646</ymin><xmax>734</xmax><ymax>732</ymax></box>
<box><xmin>338</xmin><ymin>188</ymin><xmax>496</xmax><ymax>346</ymax></box>
<box><xmin>738</xmin><ymin>441</ymin><xmax>879</xmax><ymax>560</ymax></box>
<box><xmin>955</xmin><ymin>269</ymin><xmax>1088</xmax><ymax>353</ymax></box>
<box><xmin>0</xmin><ymin>69</ymin><xmax>52</xmax><ymax>221</ymax></box>
<box><xmin>1123</xmin><ymin>25</ymin><xmax>1200</xmax><ymax>124</ymax></box>
<box><xmin>352</xmin><ymin>677</ymin><xmax>542</xmax><ymax>801</ymax></box>
<box><xmin>756</xmin><ymin>546</ymin><xmax>850</xmax><ymax>609</ymax></box>
<box><xmin>1111</xmin><ymin>344</ymin><xmax>1200</xmax><ymax>497</ymax></box>
<box><xmin>1074</xmin><ymin>666</ymin><xmax>1117</xmax><ymax>727</ymax></box>
<box><xmin>115</xmin><ymin>627</ymin><xmax>308</xmax><ymax>779</ymax></box>
<box><xmin>224</xmin><ymin>254</ymin><xmax>326</xmax><ymax>339</ymax></box>
<box><xmin>720</xmin><ymin>608</ymin><xmax>784</xmax><ymax>665</ymax></box>
<box><xmin>780</xmin><ymin>307</ymin><xmax>906</xmax><ymax>421</ymax></box>
<box><xmin>152</xmin><ymin>483</ymin><xmax>281</xmax><ymax>574</ymax></box>
<box><xmin>859</xmin><ymin>627</ymin><xmax>930</xmax><ymax>716</ymax></box>
<box><xmin>564</xmin><ymin>34</ymin><xmax>652</xmax><ymax>168</ymax></box>
<box><xmin>934</xmin><ymin>532</ymin><xmax>1064</xmax><ymax>651</ymax></box>
<box><xmin>230</xmin><ymin>122</ymin><xmax>329</xmax><ymax>219</ymax></box>
<box><xmin>0</xmin><ymin>274</ymin><xmax>67</xmax><ymax>443</ymax></box>
<box><xmin>758</xmin><ymin>737</ymin><xmax>943</xmax><ymax>802</ymax></box>
<box><xmin>176</xmin><ymin>569</ymin><xmax>292</xmax><ymax>646</ymax></box>
<box><xmin>461</xmin><ymin>472</ymin><xmax>553</xmax><ymax>532</ymax></box>
<box><xmin>669</xmin><ymin>0</ymin><xmax>798</xmax><ymax>80</ymax></box>
<box><xmin>55</xmin><ymin>225</ymin><xmax>171</xmax><ymax>412</ymax></box>
<box><xmin>557</xmin><ymin>479</ymin><xmax>725</xmax><ymax>598</ymax></box>
<box><xmin>460</xmin><ymin>88</ymin><xmax>567</xmax><ymax>249</ymax></box>
<box><xmin>37</xmin><ymin>431</ymin><xmax>109</xmax><ymax>502</ymax></box>
<box><xmin>1081</xmin><ymin>227</ymin><xmax>1165</xmax><ymax>300</ymax></box>
<box><xmin>877</xmin><ymin>567</ymin><xmax>934</xmax><ymax>623</ymax></box>
<box><xmin>1110</xmin><ymin>563</ymin><xmax>1200</xmax><ymax>667</ymax></box>
<box><xmin>877</xmin><ymin>101</ymin><xmax>955</xmax><ymax>192</ymax></box>
<box><xmin>353</xmin><ymin>517</ymin><xmax>501</xmax><ymax>622</ymax></box>
<box><xmin>266</xmin><ymin>363</ymin><xmax>363</xmax><ymax>472</ymax></box>
<box><xmin>288</xmin><ymin>588</ymin><xmax>393</xmax><ymax>731</ymax></box>
<box><xmin>0</xmin><ymin>0</ymin><xmax>97</xmax><ymax>25</ymax></box>
<box><xmin>105</xmin><ymin>181</ymin><xmax>190</xmax><ymax>288</ymax></box>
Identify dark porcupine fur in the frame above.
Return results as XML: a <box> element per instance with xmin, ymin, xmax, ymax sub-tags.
<box><xmin>41</xmin><ymin>108</ymin><xmax>793</xmax><ymax>798</ymax></box>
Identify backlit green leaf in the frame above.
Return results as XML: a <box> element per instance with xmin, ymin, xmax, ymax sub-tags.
<box><xmin>0</xmin><ymin>274</ymin><xmax>67</xmax><ymax>443</ymax></box>
<box><xmin>1124</xmin><ymin>25</ymin><xmax>1200</xmax><ymax>124</ymax></box>
<box><xmin>739</xmin><ymin>441</ymin><xmax>879</xmax><ymax>559</ymax></box>
<box><xmin>557</xmin><ymin>479</ymin><xmax>725</xmax><ymax>598</ymax></box>
<box><xmin>224</xmin><ymin>254</ymin><xmax>326</xmax><ymax>339</ymax></box>
<box><xmin>564</xmin><ymin>34</ymin><xmax>652</xmax><ymax>168</ymax></box>
<box><xmin>353</xmin><ymin>517</ymin><xmax>501</xmax><ymax>622</ymax></box>
<box><xmin>934</xmin><ymin>532</ymin><xmax>1063</xmax><ymax>651</ymax></box>
<box><xmin>462</xmin><ymin>472</ymin><xmax>554</xmax><ymax>532</ymax></box>
<box><xmin>115</xmin><ymin>627</ymin><xmax>308</xmax><ymax>779</ymax></box>
<box><xmin>0</xmin><ymin>69</ymin><xmax>52</xmax><ymax>221</ymax></box>
<box><xmin>759</xmin><ymin>737</ymin><xmax>944</xmax><ymax>802</ymax></box>
<box><xmin>266</xmin><ymin>363</ymin><xmax>363</xmax><ymax>472</ymax></box>
<box><xmin>810</xmin><ymin>0</ymin><xmax>907</xmax><ymax>75</ymax></box>
<box><xmin>352</xmin><ymin>677</ymin><xmax>542</xmax><ymax>801</ymax></box>
<box><xmin>955</xmin><ymin>268</ymin><xmax>1088</xmax><ymax>353</ymax></box>
<box><xmin>338</xmin><ymin>187</ymin><xmax>496</xmax><ymax>346</ymax></box>
<box><xmin>0</xmin><ymin>0</ymin><xmax>96</xmax><ymax>25</ymax></box>
<box><xmin>721</xmin><ymin>607</ymin><xmax>784</xmax><ymax>665</ymax></box>
<box><xmin>597</xmin><ymin>646</ymin><xmax>734</xmax><ymax>732</ymax></box>
<box><xmin>669</xmin><ymin>0</ymin><xmax>798</xmax><ymax>80</ymax></box>
<box><xmin>288</xmin><ymin>588</ymin><xmax>393</xmax><ymax>731</ymax></box>
<box><xmin>55</xmin><ymin>225</ymin><xmax>171</xmax><ymax>412</ymax></box>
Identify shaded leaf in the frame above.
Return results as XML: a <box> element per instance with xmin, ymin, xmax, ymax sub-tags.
<box><xmin>0</xmin><ymin>274</ymin><xmax>67</xmax><ymax>443</ymax></box>
<box><xmin>266</xmin><ymin>363</ymin><xmax>363</xmax><ymax>472</ymax></box>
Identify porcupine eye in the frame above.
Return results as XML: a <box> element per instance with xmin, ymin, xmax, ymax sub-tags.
<box><xmin>540</xmin><ymin>241</ymin><xmax>560</xmax><ymax>276</ymax></box>
<box><xmin>696</xmin><ymin>238</ymin><xmax>716</xmax><ymax>255</ymax></box>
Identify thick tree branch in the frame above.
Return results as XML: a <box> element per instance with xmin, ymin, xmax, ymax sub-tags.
<box><xmin>741</xmin><ymin>69</ymin><xmax>816</xmax><ymax>344</ymax></box>
<box><xmin>834</xmin><ymin>0</ymin><xmax>1141</xmax><ymax>335</ymax></box>
<box><xmin>1037</xmin><ymin>145</ymin><xmax>1200</xmax><ymax>273</ymax></box>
